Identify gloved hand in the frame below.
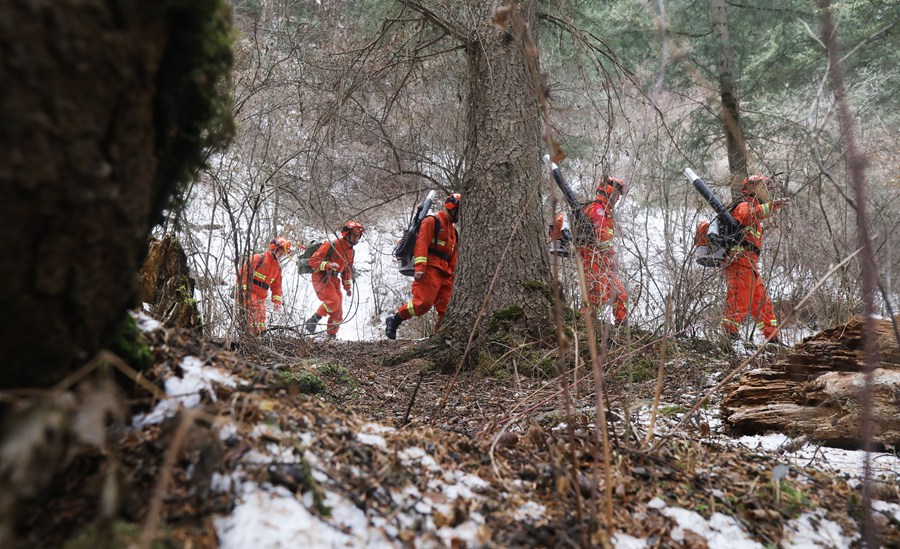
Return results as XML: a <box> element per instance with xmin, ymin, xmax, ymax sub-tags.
<box><xmin>345</xmin><ymin>286</ymin><xmax>352</xmax><ymax>297</ymax></box>
<box><xmin>773</xmin><ymin>198</ymin><xmax>791</xmax><ymax>211</ymax></box>
<box><xmin>414</xmin><ymin>271</ymin><xmax>425</xmax><ymax>281</ymax></box>
<box><xmin>327</xmin><ymin>262</ymin><xmax>340</xmax><ymax>272</ymax></box>
<box><xmin>273</xmin><ymin>303</ymin><xmax>283</xmax><ymax>313</ymax></box>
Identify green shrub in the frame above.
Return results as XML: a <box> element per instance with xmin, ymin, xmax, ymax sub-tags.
<box><xmin>281</xmin><ymin>370</ymin><xmax>326</xmax><ymax>394</ymax></box>
<box><xmin>318</xmin><ymin>363</ymin><xmax>352</xmax><ymax>384</ymax></box>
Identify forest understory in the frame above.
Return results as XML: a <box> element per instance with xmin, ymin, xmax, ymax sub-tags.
<box><xmin>15</xmin><ymin>316</ymin><xmax>899</xmax><ymax>548</ymax></box>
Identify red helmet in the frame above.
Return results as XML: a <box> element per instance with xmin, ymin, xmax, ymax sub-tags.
<box><xmin>269</xmin><ymin>236</ymin><xmax>291</xmax><ymax>255</ymax></box>
<box><xmin>741</xmin><ymin>174</ymin><xmax>769</xmax><ymax>195</ymax></box>
<box><xmin>445</xmin><ymin>193</ymin><xmax>461</xmax><ymax>210</ymax></box>
<box><xmin>341</xmin><ymin>220</ymin><xmax>365</xmax><ymax>236</ymax></box>
<box><xmin>596</xmin><ymin>176</ymin><xmax>626</xmax><ymax>199</ymax></box>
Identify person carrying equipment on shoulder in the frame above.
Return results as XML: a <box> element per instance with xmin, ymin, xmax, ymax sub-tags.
<box><xmin>722</xmin><ymin>175</ymin><xmax>790</xmax><ymax>345</ymax></box>
<box><xmin>304</xmin><ymin>220</ymin><xmax>364</xmax><ymax>339</ymax></box>
<box><xmin>237</xmin><ymin>236</ymin><xmax>291</xmax><ymax>335</ymax></box>
<box><xmin>385</xmin><ymin>193</ymin><xmax>460</xmax><ymax>340</ymax></box>
<box><xmin>579</xmin><ymin>177</ymin><xmax>628</xmax><ymax>326</ymax></box>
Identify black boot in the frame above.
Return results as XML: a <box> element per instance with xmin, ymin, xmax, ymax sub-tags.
<box><xmin>385</xmin><ymin>314</ymin><xmax>403</xmax><ymax>340</ymax></box>
<box><xmin>305</xmin><ymin>314</ymin><xmax>322</xmax><ymax>334</ymax></box>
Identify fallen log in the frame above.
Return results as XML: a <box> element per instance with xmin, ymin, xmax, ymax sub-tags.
<box><xmin>722</xmin><ymin>316</ymin><xmax>900</xmax><ymax>448</ymax></box>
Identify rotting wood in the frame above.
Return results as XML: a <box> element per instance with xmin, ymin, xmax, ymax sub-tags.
<box><xmin>723</xmin><ymin>316</ymin><xmax>900</xmax><ymax>447</ymax></box>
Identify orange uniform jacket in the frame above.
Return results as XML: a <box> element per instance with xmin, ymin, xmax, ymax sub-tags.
<box><xmin>309</xmin><ymin>238</ymin><xmax>355</xmax><ymax>335</ymax></box>
<box><xmin>731</xmin><ymin>198</ymin><xmax>775</xmax><ymax>253</ymax></box>
<box><xmin>413</xmin><ymin>211</ymin><xmax>457</xmax><ymax>276</ymax></box>
<box><xmin>399</xmin><ymin>210</ymin><xmax>458</xmax><ymax>326</ymax></box>
<box><xmin>238</xmin><ymin>251</ymin><xmax>283</xmax><ymax>303</ymax></box>
<box><xmin>309</xmin><ymin>238</ymin><xmax>355</xmax><ymax>289</ymax></box>
<box><xmin>238</xmin><ymin>251</ymin><xmax>283</xmax><ymax>333</ymax></box>
<box><xmin>582</xmin><ymin>200</ymin><xmax>616</xmax><ymax>252</ymax></box>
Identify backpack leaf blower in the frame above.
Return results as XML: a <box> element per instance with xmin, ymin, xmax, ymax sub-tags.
<box><xmin>543</xmin><ymin>155</ymin><xmax>594</xmax><ymax>246</ymax></box>
<box><xmin>392</xmin><ymin>190</ymin><xmax>436</xmax><ymax>276</ymax></box>
<box><xmin>685</xmin><ymin>168</ymin><xmax>743</xmax><ymax>267</ymax></box>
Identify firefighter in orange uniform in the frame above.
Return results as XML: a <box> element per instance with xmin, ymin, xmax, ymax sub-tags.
<box><xmin>385</xmin><ymin>194</ymin><xmax>460</xmax><ymax>340</ymax></box>
<box><xmin>722</xmin><ymin>175</ymin><xmax>790</xmax><ymax>345</ymax></box>
<box><xmin>578</xmin><ymin>177</ymin><xmax>628</xmax><ymax>325</ymax></box>
<box><xmin>238</xmin><ymin>236</ymin><xmax>291</xmax><ymax>335</ymax></box>
<box><xmin>304</xmin><ymin>221</ymin><xmax>364</xmax><ymax>338</ymax></box>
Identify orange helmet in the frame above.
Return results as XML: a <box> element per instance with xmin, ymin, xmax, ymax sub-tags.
<box><xmin>596</xmin><ymin>176</ymin><xmax>626</xmax><ymax>199</ymax></box>
<box><xmin>741</xmin><ymin>174</ymin><xmax>769</xmax><ymax>195</ymax></box>
<box><xmin>445</xmin><ymin>193</ymin><xmax>461</xmax><ymax>210</ymax></box>
<box><xmin>269</xmin><ymin>236</ymin><xmax>291</xmax><ymax>255</ymax></box>
<box><xmin>341</xmin><ymin>220</ymin><xmax>365</xmax><ymax>236</ymax></box>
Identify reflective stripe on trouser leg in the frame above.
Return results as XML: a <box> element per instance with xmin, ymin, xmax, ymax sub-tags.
<box><xmin>248</xmin><ymin>298</ymin><xmax>267</xmax><ymax>335</ymax></box>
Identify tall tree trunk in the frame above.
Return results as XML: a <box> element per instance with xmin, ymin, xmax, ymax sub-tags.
<box><xmin>0</xmin><ymin>0</ymin><xmax>232</xmax><ymax>389</ymax></box>
<box><xmin>439</xmin><ymin>1</ymin><xmax>553</xmax><ymax>361</ymax></box>
<box><xmin>710</xmin><ymin>0</ymin><xmax>749</xmax><ymax>195</ymax></box>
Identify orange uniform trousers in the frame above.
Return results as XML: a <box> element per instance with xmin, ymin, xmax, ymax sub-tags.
<box><xmin>242</xmin><ymin>294</ymin><xmax>268</xmax><ymax>335</ymax></box>
<box><xmin>312</xmin><ymin>273</ymin><xmax>345</xmax><ymax>336</ymax></box>
<box><xmin>397</xmin><ymin>266</ymin><xmax>453</xmax><ymax>331</ymax></box>
<box><xmin>722</xmin><ymin>252</ymin><xmax>778</xmax><ymax>339</ymax></box>
<box><xmin>579</xmin><ymin>248</ymin><xmax>628</xmax><ymax>325</ymax></box>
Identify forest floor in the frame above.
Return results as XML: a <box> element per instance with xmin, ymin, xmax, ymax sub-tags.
<box><xmin>15</xmin><ymin>316</ymin><xmax>900</xmax><ymax>548</ymax></box>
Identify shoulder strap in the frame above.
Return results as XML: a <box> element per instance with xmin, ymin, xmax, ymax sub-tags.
<box><xmin>255</xmin><ymin>254</ymin><xmax>265</xmax><ymax>270</ymax></box>
<box><xmin>433</xmin><ymin>216</ymin><xmax>441</xmax><ymax>243</ymax></box>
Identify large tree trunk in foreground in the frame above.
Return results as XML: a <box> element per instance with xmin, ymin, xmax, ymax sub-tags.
<box><xmin>439</xmin><ymin>1</ymin><xmax>552</xmax><ymax>360</ymax></box>
<box><xmin>722</xmin><ymin>316</ymin><xmax>900</xmax><ymax>448</ymax></box>
<box><xmin>0</xmin><ymin>0</ymin><xmax>232</xmax><ymax>389</ymax></box>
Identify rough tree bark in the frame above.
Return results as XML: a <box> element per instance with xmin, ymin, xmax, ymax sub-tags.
<box><xmin>709</xmin><ymin>0</ymin><xmax>749</xmax><ymax>195</ymax></box>
<box><xmin>438</xmin><ymin>0</ymin><xmax>553</xmax><ymax>363</ymax></box>
<box><xmin>0</xmin><ymin>0</ymin><xmax>232</xmax><ymax>389</ymax></box>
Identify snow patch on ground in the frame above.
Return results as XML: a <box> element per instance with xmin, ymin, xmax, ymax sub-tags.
<box><xmin>133</xmin><ymin>309</ymin><xmax>162</xmax><ymax>333</ymax></box>
<box><xmin>872</xmin><ymin>499</ymin><xmax>900</xmax><ymax>522</ymax></box>
<box><xmin>215</xmin><ymin>482</ymin><xmax>394</xmax><ymax>549</ymax></box>
<box><xmin>207</xmin><ymin>407</ymin><xmax>503</xmax><ymax>548</ymax></box>
<box><xmin>647</xmin><ymin>497</ymin><xmax>763</xmax><ymax>548</ymax></box>
<box><xmin>781</xmin><ymin>509</ymin><xmax>858</xmax><ymax>548</ymax></box>
<box><xmin>132</xmin><ymin>356</ymin><xmax>238</xmax><ymax>427</ymax></box>
<box><xmin>730</xmin><ymin>432</ymin><xmax>898</xmax><ymax>485</ymax></box>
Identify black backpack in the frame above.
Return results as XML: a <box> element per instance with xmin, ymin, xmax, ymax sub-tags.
<box><xmin>396</xmin><ymin>215</ymin><xmax>449</xmax><ymax>276</ymax></box>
